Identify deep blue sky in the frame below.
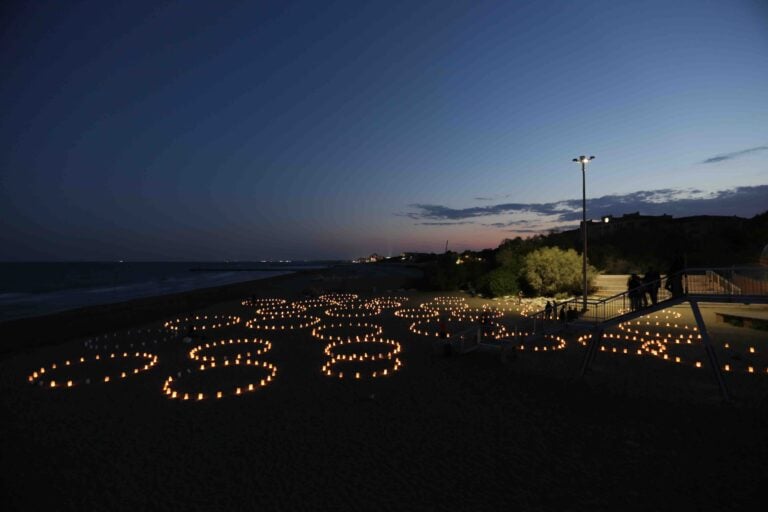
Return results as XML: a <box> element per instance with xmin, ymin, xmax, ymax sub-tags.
<box><xmin>1</xmin><ymin>0</ymin><xmax>767</xmax><ymax>260</ymax></box>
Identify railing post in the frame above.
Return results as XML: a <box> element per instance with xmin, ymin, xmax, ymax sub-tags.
<box><xmin>578</xmin><ymin>326</ymin><xmax>602</xmax><ymax>377</ymax></box>
<box><xmin>689</xmin><ymin>299</ymin><xmax>731</xmax><ymax>403</ymax></box>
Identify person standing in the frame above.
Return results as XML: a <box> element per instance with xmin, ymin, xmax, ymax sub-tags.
<box><xmin>665</xmin><ymin>257</ymin><xmax>685</xmax><ymax>298</ymax></box>
<box><xmin>644</xmin><ymin>268</ymin><xmax>661</xmax><ymax>306</ymax></box>
<box><xmin>545</xmin><ymin>301</ymin><xmax>553</xmax><ymax>320</ymax></box>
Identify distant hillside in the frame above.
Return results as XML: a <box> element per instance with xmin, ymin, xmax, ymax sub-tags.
<box><xmin>531</xmin><ymin>211</ymin><xmax>768</xmax><ymax>273</ymax></box>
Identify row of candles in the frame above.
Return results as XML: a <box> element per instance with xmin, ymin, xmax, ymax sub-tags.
<box><xmin>24</xmin><ymin>295</ymin><xmax>484</xmax><ymax>393</ymax></box>
<box><xmin>162</xmin><ymin>358</ymin><xmax>278</xmax><ymax>401</ymax></box>
<box><xmin>167</xmin><ymin>335</ymin><xmax>279</xmax><ymax>401</ymax></box>
<box><xmin>575</xmin><ymin>309</ymin><xmax>767</xmax><ymax>375</ymax></box>
<box><xmin>311</xmin><ymin>321</ymin><xmax>384</xmax><ymax>342</ymax></box>
<box><xmin>320</xmin><ymin>338</ymin><xmax>403</xmax><ymax>379</ymax></box>
<box><xmin>408</xmin><ymin>318</ymin><xmax>509</xmax><ymax>340</ymax></box>
<box><xmin>83</xmin><ymin>328</ymin><xmax>174</xmax><ymax>351</ymax></box>
<box><xmin>163</xmin><ymin>314</ymin><xmax>241</xmax><ymax>332</ymax></box>
<box><xmin>27</xmin><ymin>352</ymin><xmax>158</xmax><ymax>388</ymax></box>
<box><xmin>188</xmin><ymin>338</ymin><xmax>272</xmax><ymax>362</ymax></box>
<box><xmin>35</xmin><ymin>297</ymin><xmax>764</xmax><ymax>397</ymax></box>
<box><xmin>311</xmin><ymin>318</ymin><xmax>403</xmax><ymax>379</ymax></box>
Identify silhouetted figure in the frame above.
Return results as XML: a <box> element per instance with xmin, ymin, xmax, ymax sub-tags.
<box><xmin>665</xmin><ymin>257</ymin><xmax>685</xmax><ymax>298</ymax></box>
<box><xmin>545</xmin><ymin>301</ymin><xmax>553</xmax><ymax>320</ymax></box>
<box><xmin>559</xmin><ymin>305</ymin><xmax>566</xmax><ymax>323</ymax></box>
<box><xmin>567</xmin><ymin>305</ymin><xmax>577</xmax><ymax>322</ymax></box>
<box><xmin>643</xmin><ymin>268</ymin><xmax>661</xmax><ymax>305</ymax></box>
<box><xmin>627</xmin><ymin>274</ymin><xmax>642</xmax><ymax>311</ymax></box>
<box><xmin>517</xmin><ymin>291</ymin><xmax>523</xmax><ymax>305</ymax></box>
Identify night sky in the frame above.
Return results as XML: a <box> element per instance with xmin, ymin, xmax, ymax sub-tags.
<box><xmin>2</xmin><ymin>0</ymin><xmax>767</xmax><ymax>261</ymax></box>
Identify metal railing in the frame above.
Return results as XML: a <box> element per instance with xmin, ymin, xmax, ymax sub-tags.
<box><xmin>529</xmin><ymin>267</ymin><xmax>768</xmax><ymax>330</ymax></box>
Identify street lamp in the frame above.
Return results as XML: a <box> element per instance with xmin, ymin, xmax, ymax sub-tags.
<box><xmin>572</xmin><ymin>155</ymin><xmax>595</xmax><ymax>311</ymax></box>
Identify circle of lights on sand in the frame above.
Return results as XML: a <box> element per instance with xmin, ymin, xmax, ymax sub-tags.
<box><xmin>489</xmin><ymin>299</ymin><xmax>526</xmax><ymax>314</ymax></box>
<box><xmin>448</xmin><ymin>307</ymin><xmax>504</xmax><ymax>322</ymax></box>
<box><xmin>321</xmin><ymin>338</ymin><xmax>403</xmax><ymax>380</ymax></box>
<box><xmin>574</xmin><ymin>308</ymin><xmax>768</xmax><ymax>375</ymax></box>
<box><xmin>163</xmin><ymin>314</ymin><xmax>241</xmax><ymax>332</ymax></box>
<box><xmin>422</xmin><ymin>296</ymin><xmax>467</xmax><ymax>306</ymax></box>
<box><xmin>255</xmin><ymin>303</ymin><xmax>308</xmax><ymax>315</ymax></box>
<box><xmin>419</xmin><ymin>300</ymin><xmax>470</xmax><ymax>313</ymax></box>
<box><xmin>188</xmin><ymin>338</ymin><xmax>273</xmax><ymax>363</ymax></box>
<box><xmin>365</xmin><ymin>297</ymin><xmax>408</xmax><ymax>309</ymax></box>
<box><xmin>324</xmin><ymin>304</ymin><xmax>382</xmax><ymax>318</ymax></box>
<box><xmin>83</xmin><ymin>328</ymin><xmax>174</xmax><ymax>351</ymax></box>
<box><xmin>290</xmin><ymin>298</ymin><xmax>332</xmax><ymax>310</ymax></box>
<box><xmin>504</xmin><ymin>332</ymin><xmax>567</xmax><ymax>352</ymax></box>
<box><xmin>240</xmin><ymin>297</ymin><xmax>287</xmax><ymax>308</ymax></box>
<box><xmin>409</xmin><ymin>318</ymin><xmax>508</xmax><ymax>339</ymax></box>
<box><xmin>28</xmin><ymin>352</ymin><xmax>159</xmax><ymax>388</ymax></box>
<box><xmin>311</xmin><ymin>321</ymin><xmax>384</xmax><ymax>342</ymax></box>
<box><xmin>245</xmin><ymin>314</ymin><xmax>321</xmax><ymax>330</ymax></box>
<box><xmin>318</xmin><ymin>292</ymin><xmax>359</xmax><ymax>305</ymax></box>
<box><xmin>393</xmin><ymin>307</ymin><xmax>439</xmax><ymax>320</ymax></box>
<box><xmin>162</xmin><ymin>358</ymin><xmax>278</xmax><ymax>401</ymax></box>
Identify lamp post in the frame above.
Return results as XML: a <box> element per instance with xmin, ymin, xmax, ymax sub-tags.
<box><xmin>572</xmin><ymin>155</ymin><xmax>595</xmax><ymax>311</ymax></box>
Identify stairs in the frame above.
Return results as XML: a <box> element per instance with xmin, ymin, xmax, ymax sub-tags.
<box><xmin>529</xmin><ymin>267</ymin><xmax>768</xmax><ymax>331</ymax></box>
<box><xmin>593</xmin><ymin>275</ymin><xmax>629</xmax><ymax>299</ymax></box>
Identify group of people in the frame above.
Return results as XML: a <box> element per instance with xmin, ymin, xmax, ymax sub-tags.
<box><xmin>627</xmin><ymin>262</ymin><xmax>685</xmax><ymax>311</ymax></box>
<box><xmin>626</xmin><ymin>269</ymin><xmax>661</xmax><ymax>311</ymax></box>
<box><xmin>543</xmin><ymin>301</ymin><xmax>579</xmax><ymax>323</ymax></box>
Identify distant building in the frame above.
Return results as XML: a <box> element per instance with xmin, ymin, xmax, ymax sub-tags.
<box><xmin>352</xmin><ymin>253</ymin><xmax>382</xmax><ymax>263</ymax></box>
<box><xmin>591</xmin><ymin>212</ymin><xmax>672</xmax><ymax>236</ymax></box>
<box><xmin>589</xmin><ymin>212</ymin><xmax>745</xmax><ymax>238</ymax></box>
<box><xmin>455</xmin><ymin>251</ymin><xmax>485</xmax><ymax>265</ymax></box>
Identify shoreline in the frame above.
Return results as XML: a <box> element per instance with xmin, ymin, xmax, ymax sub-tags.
<box><xmin>0</xmin><ymin>264</ymin><xmax>423</xmax><ymax>357</ymax></box>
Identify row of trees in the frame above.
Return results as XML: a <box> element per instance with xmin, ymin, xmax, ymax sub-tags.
<box><xmin>423</xmin><ymin>238</ymin><xmax>597</xmax><ymax>298</ymax></box>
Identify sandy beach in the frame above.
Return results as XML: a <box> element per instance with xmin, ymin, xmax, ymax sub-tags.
<box><xmin>2</xmin><ymin>264</ymin><xmax>767</xmax><ymax>511</ymax></box>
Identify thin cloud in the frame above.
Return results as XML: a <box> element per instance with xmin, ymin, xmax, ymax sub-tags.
<box><xmin>416</xmin><ymin>221</ymin><xmax>475</xmax><ymax>226</ymax></box>
<box><xmin>701</xmin><ymin>145</ymin><xmax>768</xmax><ymax>164</ymax></box>
<box><xmin>507</xmin><ymin>228</ymin><xmax>549</xmax><ymax>233</ymax></box>
<box><xmin>474</xmin><ymin>194</ymin><xmax>513</xmax><ymax>202</ymax></box>
<box><xmin>405</xmin><ymin>185</ymin><xmax>768</xmax><ymax>227</ymax></box>
<box><xmin>483</xmin><ymin>219</ymin><xmax>537</xmax><ymax>228</ymax></box>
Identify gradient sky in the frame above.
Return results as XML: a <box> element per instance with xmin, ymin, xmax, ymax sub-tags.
<box><xmin>1</xmin><ymin>0</ymin><xmax>767</xmax><ymax>261</ymax></box>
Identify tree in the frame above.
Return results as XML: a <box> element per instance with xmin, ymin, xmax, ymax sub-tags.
<box><xmin>482</xmin><ymin>266</ymin><xmax>520</xmax><ymax>297</ymax></box>
<box><xmin>522</xmin><ymin>246</ymin><xmax>597</xmax><ymax>296</ymax></box>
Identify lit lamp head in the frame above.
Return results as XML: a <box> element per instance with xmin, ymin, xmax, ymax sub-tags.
<box><xmin>572</xmin><ymin>155</ymin><xmax>595</xmax><ymax>164</ymax></box>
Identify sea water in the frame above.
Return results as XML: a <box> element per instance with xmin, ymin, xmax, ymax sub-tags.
<box><xmin>0</xmin><ymin>262</ymin><xmax>328</xmax><ymax>321</ymax></box>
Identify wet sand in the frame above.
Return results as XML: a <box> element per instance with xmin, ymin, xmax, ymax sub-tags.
<box><xmin>1</xmin><ymin>264</ymin><xmax>767</xmax><ymax>511</ymax></box>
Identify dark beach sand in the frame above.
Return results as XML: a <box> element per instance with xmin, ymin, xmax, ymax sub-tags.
<box><xmin>2</xmin><ymin>264</ymin><xmax>767</xmax><ymax>511</ymax></box>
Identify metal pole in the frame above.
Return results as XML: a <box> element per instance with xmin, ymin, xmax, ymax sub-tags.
<box><xmin>689</xmin><ymin>300</ymin><xmax>731</xmax><ymax>402</ymax></box>
<box><xmin>582</xmin><ymin>162</ymin><xmax>588</xmax><ymax>311</ymax></box>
